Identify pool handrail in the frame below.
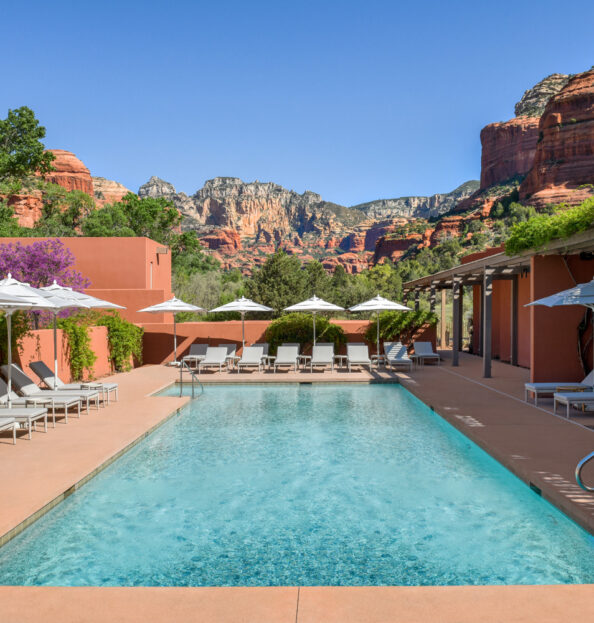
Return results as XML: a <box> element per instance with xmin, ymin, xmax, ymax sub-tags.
<box><xmin>575</xmin><ymin>451</ymin><xmax>594</xmax><ymax>492</ymax></box>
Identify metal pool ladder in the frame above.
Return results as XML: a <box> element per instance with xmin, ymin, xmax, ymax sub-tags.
<box><xmin>575</xmin><ymin>451</ymin><xmax>594</xmax><ymax>492</ymax></box>
<box><xmin>179</xmin><ymin>359</ymin><xmax>204</xmax><ymax>398</ymax></box>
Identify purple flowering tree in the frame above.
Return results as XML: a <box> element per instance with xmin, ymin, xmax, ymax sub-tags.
<box><xmin>0</xmin><ymin>239</ymin><xmax>91</xmax><ymax>327</ymax></box>
<box><xmin>0</xmin><ymin>239</ymin><xmax>90</xmax><ymax>290</ymax></box>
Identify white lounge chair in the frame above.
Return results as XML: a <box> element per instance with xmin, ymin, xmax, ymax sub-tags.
<box><xmin>0</xmin><ymin>378</ymin><xmax>49</xmax><ymax>437</ymax></box>
<box><xmin>1</xmin><ymin>364</ymin><xmax>84</xmax><ymax>420</ymax></box>
<box><xmin>412</xmin><ymin>341</ymin><xmax>440</xmax><ymax>366</ymax></box>
<box><xmin>525</xmin><ymin>370</ymin><xmax>594</xmax><ymax>406</ymax></box>
<box><xmin>309</xmin><ymin>343</ymin><xmax>334</xmax><ymax>372</ymax></box>
<box><xmin>253</xmin><ymin>343</ymin><xmax>271</xmax><ymax>368</ymax></box>
<box><xmin>385</xmin><ymin>343</ymin><xmax>413</xmax><ymax>371</ymax></box>
<box><xmin>346</xmin><ymin>344</ymin><xmax>372</xmax><ymax>372</ymax></box>
<box><xmin>0</xmin><ymin>416</ymin><xmax>16</xmax><ymax>444</ymax></box>
<box><xmin>553</xmin><ymin>391</ymin><xmax>594</xmax><ymax>418</ymax></box>
<box><xmin>218</xmin><ymin>344</ymin><xmax>240</xmax><ymax>369</ymax></box>
<box><xmin>237</xmin><ymin>346</ymin><xmax>264</xmax><ymax>373</ymax></box>
<box><xmin>182</xmin><ymin>344</ymin><xmax>208</xmax><ymax>369</ymax></box>
<box><xmin>197</xmin><ymin>347</ymin><xmax>229</xmax><ymax>373</ymax></box>
<box><xmin>30</xmin><ymin>361</ymin><xmax>118</xmax><ymax>405</ymax></box>
<box><xmin>274</xmin><ymin>345</ymin><xmax>300</xmax><ymax>372</ymax></box>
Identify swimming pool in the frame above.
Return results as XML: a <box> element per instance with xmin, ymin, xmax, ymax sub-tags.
<box><xmin>0</xmin><ymin>383</ymin><xmax>592</xmax><ymax>586</ymax></box>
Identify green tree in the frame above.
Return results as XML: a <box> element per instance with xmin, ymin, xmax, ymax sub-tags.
<box><xmin>304</xmin><ymin>260</ymin><xmax>332</xmax><ymax>298</ymax></box>
<box><xmin>34</xmin><ymin>185</ymin><xmax>95</xmax><ymax>236</ymax></box>
<box><xmin>245</xmin><ymin>251</ymin><xmax>306</xmax><ymax>314</ymax></box>
<box><xmin>0</xmin><ymin>202</ymin><xmax>27</xmax><ymax>236</ymax></box>
<box><xmin>170</xmin><ymin>231</ymin><xmax>220</xmax><ymax>276</ymax></box>
<box><xmin>0</xmin><ymin>107</ymin><xmax>55</xmax><ymax>183</ymax></box>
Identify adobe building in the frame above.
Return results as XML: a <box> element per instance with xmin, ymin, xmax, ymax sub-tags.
<box><xmin>403</xmin><ymin>230</ymin><xmax>594</xmax><ymax>383</ymax></box>
<box><xmin>0</xmin><ymin>237</ymin><xmax>173</xmax><ymax>324</ymax></box>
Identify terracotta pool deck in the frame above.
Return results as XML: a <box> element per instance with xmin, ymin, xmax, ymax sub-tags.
<box><xmin>0</xmin><ymin>361</ymin><xmax>593</xmax><ymax>621</ymax></box>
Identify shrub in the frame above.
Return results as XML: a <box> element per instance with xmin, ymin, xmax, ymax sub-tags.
<box><xmin>363</xmin><ymin>310</ymin><xmax>438</xmax><ymax>344</ymax></box>
<box><xmin>264</xmin><ymin>312</ymin><xmax>346</xmax><ymax>354</ymax></box>
<box><xmin>505</xmin><ymin>198</ymin><xmax>594</xmax><ymax>255</ymax></box>
<box><xmin>58</xmin><ymin>314</ymin><xmax>97</xmax><ymax>381</ymax></box>
<box><xmin>96</xmin><ymin>312</ymin><xmax>144</xmax><ymax>372</ymax></box>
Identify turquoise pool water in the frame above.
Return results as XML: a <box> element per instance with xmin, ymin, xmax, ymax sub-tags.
<box><xmin>0</xmin><ymin>383</ymin><xmax>593</xmax><ymax>586</ymax></box>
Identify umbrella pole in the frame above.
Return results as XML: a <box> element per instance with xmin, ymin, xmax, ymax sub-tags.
<box><xmin>313</xmin><ymin>312</ymin><xmax>316</xmax><ymax>347</ymax></box>
<box><xmin>7</xmin><ymin>312</ymin><xmax>12</xmax><ymax>408</ymax></box>
<box><xmin>242</xmin><ymin>312</ymin><xmax>245</xmax><ymax>349</ymax></box>
<box><xmin>54</xmin><ymin>313</ymin><xmax>58</xmax><ymax>390</ymax></box>
<box><xmin>173</xmin><ymin>314</ymin><xmax>177</xmax><ymax>363</ymax></box>
<box><xmin>377</xmin><ymin>311</ymin><xmax>380</xmax><ymax>358</ymax></box>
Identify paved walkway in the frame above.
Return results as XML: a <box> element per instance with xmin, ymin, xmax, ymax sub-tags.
<box><xmin>0</xmin><ymin>365</ymin><xmax>186</xmax><ymax>546</ymax></box>
<box><xmin>1</xmin><ymin>584</ymin><xmax>593</xmax><ymax>622</ymax></box>
<box><xmin>396</xmin><ymin>351</ymin><xmax>594</xmax><ymax>533</ymax></box>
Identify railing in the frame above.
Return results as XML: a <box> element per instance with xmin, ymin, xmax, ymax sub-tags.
<box><xmin>179</xmin><ymin>359</ymin><xmax>204</xmax><ymax>398</ymax></box>
<box><xmin>575</xmin><ymin>451</ymin><xmax>594</xmax><ymax>492</ymax></box>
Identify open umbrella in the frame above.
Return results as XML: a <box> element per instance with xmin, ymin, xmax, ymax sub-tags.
<box><xmin>41</xmin><ymin>281</ymin><xmax>126</xmax><ymax>388</ymax></box>
<box><xmin>284</xmin><ymin>295</ymin><xmax>344</xmax><ymax>346</ymax></box>
<box><xmin>138</xmin><ymin>297</ymin><xmax>204</xmax><ymax>363</ymax></box>
<box><xmin>0</xmin><ymin>274</ymin><xmax>58</xmax><ymax>406</ymax></box>
<box><xmin>209</xmin><ymin>296</ymin><xmax>273</xmax><ymax>348</ymax></box>
<box><xmin>527</xmin><ymin>277</ymin><xmax>594</xmax><ymax>369</ymax></box>
<box><xmin>349</xmin><ymin>294</ymin><xmax>411</xmax><ymax>357</ymax></box>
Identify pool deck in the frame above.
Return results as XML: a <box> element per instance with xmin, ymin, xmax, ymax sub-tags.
<box><xmin>0</xmin><ymin>361</ymin><xmax>593</xmax><ymax>621</ymax></box>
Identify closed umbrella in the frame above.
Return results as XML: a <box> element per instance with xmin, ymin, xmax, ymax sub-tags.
<box><xmin>527</xmin><ymin>277</ymin><xmax>594</xmax><ymax>369</ymax></box>
<box><xmin>284</xmin><ymin>295</ymin><xmax>344</xmax><ymax>346</ymax></box>
<box><xmin>138</xmin><ymin>297</ymin><xmax>204</xmax><ymax>363</ymax></box>
<box><xmin>349</xmin><ymin>294</ymin><xmax>411</xmax><ymax>358</ymax></box>
<box><xmin>41</xmin><ymin>281</ymin><xmax>125</xmax><ymax>388</ymax></box>
<box><xmin>0</xmin><ymin>274</ymin><xmax>58</xmax><ymax>406</ymax></box>
<box><xmin>209</xmin><ymin>297</ymin><xmax>273</xmax><ymax>348</ymax></box>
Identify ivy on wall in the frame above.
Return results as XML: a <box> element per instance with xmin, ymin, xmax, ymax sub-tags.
<box><xmin>57</xmin><ymin>314</ymin><xmax>97</xmax><ymax>381</ymax></box>
<box><xmin>95</xmin><ymin>312</ymin><xmax>144</xmax><ymax>372</ymax></box>
<box><xmin>363</xmin><ymin>310</ymin><xmax>438</xmax><ymax>344</ymax></box>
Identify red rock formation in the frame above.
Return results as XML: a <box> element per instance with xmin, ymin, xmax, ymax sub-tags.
<box><xmin>5</xmin><ymin>192</ymin><xmax>43</xmax><ymax>228</ymax></box>
<box><xmin>430</xmin><ymin>216</ymin><xmax>465</xmax><ymax>246</ymax></box>
<box><xmin>92</xmin><ymin>177</ymin><xmax>131</xmax><ymax>207</ymax></box>
<box><xmin>373</xmin><ymin>234</ymin><xmax>422</xmax><ymax>264</ymax></box>
<box><xmin>44</xmin><ymin>149</ymin><xmax>94</xmax><ymax>195</ymax></box>
<box><xmin>339</xmin><ymin>231</ymin><xmax>365</xmax><ymax>252</ymax></box>
<box><xmin>322</xmin><ymin>253</ymin><xmax>370</xmax><ymax>274</ymax></box>
<box><xmin>520</xmin><ymin>69</ymin><xmax>594</xmax><ymax>207</ymax></box>
<box><xmin>199</xmin><ymin>229</ymin><xmax>241</xmax><ymax>254</ymax></box>
<box><xmin>479</xmin><ymin>117</ymin><xmax>540</xmax><ymax>189</ymax></box>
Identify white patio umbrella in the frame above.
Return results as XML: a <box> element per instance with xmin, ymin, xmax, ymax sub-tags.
<box><xmin>41</xmin><ymin>281</ymin><xmax>125</xmax><ymax>388</ymax></box>
<box><xmin>138</xmin><ymin>297</ymin><xmax>204</xmax><ymax>363</ymax></box>
<box><xmin>349</xmin><ymin>294</ymin><xmax>411</xmax><ymax>358</ymax></box>
<box><xmin>284</xmin><ymin>295</ymin><xmax>344</xmax><ymax>346</ymax></box>
<box><xmin>209</xmin><ymin>296</ymin><xmax>273</xmax><ymax>348</ymax></box>
<box><xmin>0</xmin><ymin>274</ymin><xmax>59</xmax><ymax>406</ymax></box>
<box><xmin>527</xmin><ymin>277</ymin><xmax>594</xmax><ymax>369</ymax></box>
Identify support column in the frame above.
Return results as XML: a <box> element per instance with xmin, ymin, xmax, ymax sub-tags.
<box><xmin>403</xmin><ymin>290</ymin><xmax>408</xmax><ymax>306</ymax></box>
<box><xmin>452</xmin><ymin>278</ymin><xmax>461</xmax><ymax>367</ymax></box>
<box><xmin>510</xmin><ymin>274</ymin><xmax>519</xmax><ymax>366</ymax></box>
<box><xmin>459</xmin><ymin>284</ymin><xmax>464</xmax><ymax>351</ymax></box>
<box><xmin>414</xmin><ymin>289</ymin><xmax>420</xmax><ymax>311</ymax></box>
<box><xmin>483</xmin><ymin>268</ymin><xmax>494</xmax><ymax>378</ymax></box>
<box><xmin>477</xmin><ymin>283</ymin><xmax>483</xmax><ymax>356</ymax></box>
<box><xmin>429</xmin><ymin>283</ymin><xmax>436</xmax><ymax>313</ymax></box>
<box><xmin>440</xmin><ymin>289</ymin><xmax>447</xmax><ymax>349</ymax></box>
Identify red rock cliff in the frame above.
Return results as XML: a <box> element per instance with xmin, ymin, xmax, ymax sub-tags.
<box><xmin>520</xmin><ymin>69</ymin><xmax>594</xmax><ymax>207</ymax></box>
<box><xmin>44</xmin><ymin>149</ymin><xmax>94</xmax><ymax>195</ymax></box>
<box><xmin>479</xmin><ymin>118</ymin><xmax>540</xmax><ymax>189</ymax></box>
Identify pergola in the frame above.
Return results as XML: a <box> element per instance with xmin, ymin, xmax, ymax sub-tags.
<box><xmin>403</xmin><ymin>229</ymin><xmax>594</xmax><ymax>378</ymax></box>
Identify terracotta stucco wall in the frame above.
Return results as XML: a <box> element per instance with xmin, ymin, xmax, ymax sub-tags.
<box><xmin>18</xmin><ymin>326</ymin><xmax>111</xmax><ymax>383</ymax></box>
<box><xmin>531</xmin><ymin>254</ymin><xmax>594</xmax><ymax>382</ymax></box>
<box><xmin>140</xmin><ymin>320</ymin><xmax>437</xmax><ymax>364</ymax></box>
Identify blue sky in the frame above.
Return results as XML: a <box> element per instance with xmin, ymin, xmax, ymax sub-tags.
<box><xmin>2</xmin><ymin>1</ymin><xmax>593</xmax><ymax>205</ymax></box>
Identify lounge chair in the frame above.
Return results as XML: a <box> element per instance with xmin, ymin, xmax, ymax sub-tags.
<box><xmin>385</xmin><ymin>343</ymin><xmax>413</xmax><ymax>371</ymax></box>
<box><xmin>346</xmin><ymin>344</ymin><xmax>372</xmax><ymax>372</ymax></box>
<box><xmin>525</xmin><ymin>371</ymin><xmax>594</xmax><ymax>407</ymax></box>
<box><xmin>182</xmin><ymin>344</ymin><xmax>208</xmax><ymax>370</ymax></box>
<box><xmin>309</xmin><ymin>343</ymin><xmax>334</xmax><ymax>372</ymax></box>
<box><xmin>218</xmin><ymin>344</ymin><xmax>240</xmax><ymax>369</ymax></box>
<box><xmin>197</xmin><ymin>347</ymin><xmax>229</xmax><ymax>373</ymax></box>
<box><xmin>253</xmin><ymin>343</ymin><xmax>271</xmax><ymax>368</ymax></box>
<box><xmin>273</xmin><ymin>345</ymin><xmax>300</xmax><ymax>372</ymax></box>
<box><xmin>237</xmin><ymin>346</ymin><xmax>264</xmax><ymax>373</ymax></box>
<box><xmin>30</xmin><ymin>361</ymin><xmax>118</xmax><ymax>405</ymax></box>
<box><xmin>411</xmin><ymin>341</ymin><xmax>440</xmax><ymax>366</ymax></box>
<box><xmin>1</xmin><ymin>364</ymin><xmax>84</xmax><ymax>420</ymax></box>
<box><xmin>0</xmin><ymin>417</ymin><xmax>16</xmax><ymax>444</ymax></box>
<box><xmin>0</xmin><ymin>378</ymin><xmax>49</xmax><ymax>437</ymax></box>
<box><xmin>553</xmin><ymin>391</ymin><xmax>594</xmax><ymax>418</ymax></box>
